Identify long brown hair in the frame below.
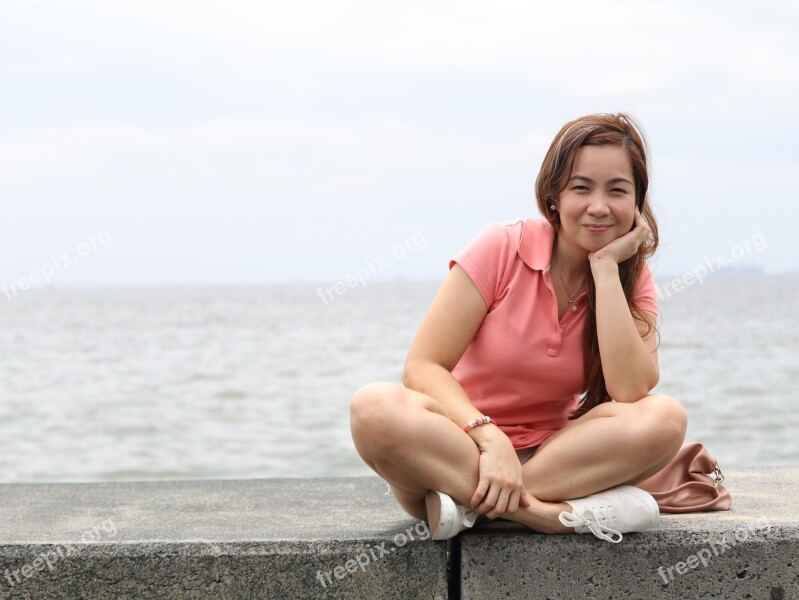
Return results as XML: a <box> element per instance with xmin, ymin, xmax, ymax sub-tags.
<box><xmin>534</xmin><ymin>113</ymin><xmax>659</xmax><ymax>419</ymax></box>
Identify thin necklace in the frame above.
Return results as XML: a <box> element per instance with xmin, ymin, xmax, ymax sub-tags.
<box><xmin>554</xmin><ymin>262</ymin><xmax>585</xmax><ymax>307</ymax></box>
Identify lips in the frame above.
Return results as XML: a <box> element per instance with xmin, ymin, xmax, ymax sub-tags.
<box><xmin>584</xmin><ymin>224</ymin><xmax>612</xmax><ymax>232</ymax></box>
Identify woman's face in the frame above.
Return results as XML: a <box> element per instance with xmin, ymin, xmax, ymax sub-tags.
<box><xmin>556</xmin><ymin>144</ymin><xmax>637</xmax><ymax>254</ymax></box>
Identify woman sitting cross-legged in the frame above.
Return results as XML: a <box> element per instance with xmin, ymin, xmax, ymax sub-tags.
<box><xmin>350</xmin><ymin>112</ymin><xmax>687</xmax><ymax>543</ymax></box>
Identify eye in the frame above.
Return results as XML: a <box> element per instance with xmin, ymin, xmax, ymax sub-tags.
<box><xmin>572</xmin><ymin>186</ymin><xmax>589</xmax><ymax>191</ymax></box>
<box><xmin>611</xmin><ymin>188</ymin><xmax>628</xmax><ymax>194</ymax></box>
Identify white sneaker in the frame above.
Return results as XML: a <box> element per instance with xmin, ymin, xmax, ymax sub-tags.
<box><xmin>425</xmin><ymin>490</ymin><xmax>478</xmax><ymax>540</ymax></box>
<box><xmin>558</xmin><ymin>485</ymin><xmax>659</xmax><ymax>543</ymax></box>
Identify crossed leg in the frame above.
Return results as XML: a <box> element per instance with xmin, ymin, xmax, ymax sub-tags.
<box><xmin>350</xmin><ymin>382</ymin><xmax>687</xmax><ymax>534</ymax></box>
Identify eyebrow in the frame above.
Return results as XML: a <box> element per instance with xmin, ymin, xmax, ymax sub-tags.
<box><xmin>569</xmin><ymin>175</ymin><xmax>633</xmax><ymax>186</ymax></box>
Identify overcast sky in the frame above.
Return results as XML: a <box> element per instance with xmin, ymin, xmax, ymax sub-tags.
<box><xmin>1</xmin><ymin>0</ymin><xmax>796</xmax><ymax>288</ymax></box>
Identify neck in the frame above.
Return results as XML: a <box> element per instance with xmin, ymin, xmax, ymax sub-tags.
<box><xmin>551</xmin><ymin>234</ymin><xmax>589</xmax><ymax>282</ymax></box>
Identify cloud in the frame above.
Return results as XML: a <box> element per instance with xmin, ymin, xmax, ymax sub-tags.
<box><xmin>0</xmin><ymin>0</ymin><xmax>796</xmax><ymax>283</ymax></box>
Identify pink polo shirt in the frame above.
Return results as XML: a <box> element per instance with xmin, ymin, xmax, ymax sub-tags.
<box><xmin>449</xmin><ymin>217</ymin><xmax>658</xmax><ymax>449</ymax></box>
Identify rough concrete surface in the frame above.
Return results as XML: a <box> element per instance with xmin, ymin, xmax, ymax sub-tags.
<box><xmin>0</xmin><ymin>477</ymin><xmax>447</xmax><ymax>600</ymax></box>
<box><xmin>1</xmin><ymin>469</ymin><xmax>796</xmax><ymax>599</ymax></box>
<box><xmin>460</xmin><ymin>467</ymin><xmax>799</xmax><ymax>599</ymax></box>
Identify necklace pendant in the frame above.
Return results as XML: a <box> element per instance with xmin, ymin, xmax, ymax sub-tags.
<box><xmin>568</xmin><ymin>298</ymin><xmax>574</xmax><ymax>305</ymax></box>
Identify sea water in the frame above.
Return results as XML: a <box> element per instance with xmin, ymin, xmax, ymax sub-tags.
<box><xmin>0</xmin><ymin>276</ymin><xmax>796</xmax><ymax>482</ymax></box>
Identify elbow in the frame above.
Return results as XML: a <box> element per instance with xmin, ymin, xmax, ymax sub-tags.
<box><xmin>609</xmin><ymin>386</ymin><xmax>650</xmax><ymax>404</ymax></box>
<box><xmin>608</xmin><ymin>369</ymin><xmax>659</xmax><ymax>404</ymax></box>
<box><xmin>650</xmin><ymin>367</ymin><xmax>660</xmax><ymax>391</ymax></box>
<box><xmin>403</xmin><ymin>361</ymin><xmax>449</xmax><ymax>391</ymax></box>
<box><xmin>644</xmin><ymin>362</ymin><xmax>660</xmax><ymax>395</ymax></box>
<box><xmin>402</xmin><ymin>361</ymin><xmax>429</xmax><ymax>389</ymax></box>
<box><xmin>401</xmin><ymin>363</ymin><xmax>415</xmax><ymax>388</ymax></box>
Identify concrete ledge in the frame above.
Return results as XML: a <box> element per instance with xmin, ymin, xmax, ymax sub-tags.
<box><xmin>0</xmin><ymin>469</ymin><xmax>796</xmax><ymax>599</ymax></box>
<box><xmin>0</xmin><ymin>478</ymin><xmax>447</xmax><ymax>600</ymax></box>
<box><xmin>461</xmin><ymin>467</ymin><xmax>799</xmax><ymax>599</ymax></box>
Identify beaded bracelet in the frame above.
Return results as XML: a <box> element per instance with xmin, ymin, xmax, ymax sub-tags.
<box><xmin>463</xmin><ymin>416</ymin><xmax>497</xmax><ymax>432</ymax></box>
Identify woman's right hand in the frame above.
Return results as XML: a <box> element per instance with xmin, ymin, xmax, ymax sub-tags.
<box><xmin>467</xmin><ymin>425</ymin><xmax>531</xmax><ymax>518</ymax></box>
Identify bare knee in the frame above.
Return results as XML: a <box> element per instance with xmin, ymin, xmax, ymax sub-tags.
<box><xmin>350</xmin><ymin>382</ymin><xmax>397</xmax><ymax>440</ymax></box>
<box><xmin>350</xmin><ymin>381</ymin><xmax>398</xmax><ymax>417</ymax></box>
<box><xmin>350</xmin><ymin>382</ymin><xmax>412</xmax><ymax>454</ymax></box>
<box><xmin>635</xmin><ymin>394</ymin><xmax>688</xmax><ymax>453</ymax></box>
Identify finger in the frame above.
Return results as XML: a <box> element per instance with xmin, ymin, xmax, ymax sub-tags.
<box><xmin>470</xmin><ymin>480</ymin><xmax>489</xmax><ymax>511</ymax></box>
<box><xmin>489</xmin><ymin>487</ymin><xmax>511</xmax><ymax>518</ymax></box>
<box><xmin>636</xmin><ymin>209</ymin><xmax>651</xmax><ymax>235</ymax></box>
<box><xmin>506</xmin><ymin>488</ymin><xmax>521</xmax><ymax>514</ymax></box>
<box><xmin>477</xmin><ymin>484</ymin><xmax>499</xmax><ymax>514</ymax></box>
<box><xmin>636</xmin><ymin>223</ymin><xmax>649</xmax><ymax>242</ymax></box>
<box><xmin>519</xmin><ymin>489</ymin><xmax>532</xmax><ymax>508</ymax></box>
<box><xmin>637</xmin><ymin>223</ymin><xmax>651</xmax><ymax>245</ymax></box>
<box><xmin>476</xmin><ymin>482</ymin><xmax>500</xmax><ymax>514</ymax></box>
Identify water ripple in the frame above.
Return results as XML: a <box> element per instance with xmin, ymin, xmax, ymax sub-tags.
<box><xmin>0</xmin><ymin>278</ymin><xmax>797</xmax><ymax>482</ymax></box>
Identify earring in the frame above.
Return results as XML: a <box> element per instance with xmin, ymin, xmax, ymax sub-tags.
<box><xmin>549</xmin><ymin>203</ymin><xmax>556</xmax><ymax>211</ymax></box>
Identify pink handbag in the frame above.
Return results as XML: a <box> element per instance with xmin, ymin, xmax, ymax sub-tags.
<box><xmin>636</xmin><ymin>442</ymin><xmax>732</xmax><ymax>513</ymax></box>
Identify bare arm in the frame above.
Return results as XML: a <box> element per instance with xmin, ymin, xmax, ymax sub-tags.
<box><xmin>587</xmin><ymin>207</ymin><xmax>660</xmax><ymax>403</ymax></box>
<box><xmin>402</xmin><ymin>263</ymin><xmax>494</xmax><ymax>440</ymax></box>
<box><xmin>402</xmin><ymin>263</ymin><xmax>529</xmax><ymax>515</ymax></box>
<box><xmin>591</xmin><ymin>260</ymin><xmax>659</xmax><ymax>403</ymax></box>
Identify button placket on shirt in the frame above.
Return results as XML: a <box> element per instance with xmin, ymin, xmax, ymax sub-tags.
<box><xmin>543</xmin><ymin>267</ymin><xmax>560</xmax><ymax>356</ymax></box>
<box><xmin>545</xmin><ymin>267</ymin><xmax>587</xmax><ymax>357</ymax></box>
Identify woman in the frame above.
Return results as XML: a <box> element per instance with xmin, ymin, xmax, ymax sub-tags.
<box><xmin>349</xmin><ymin>113</ymin><xmax>687</xmax><ymax>543</ymax></box>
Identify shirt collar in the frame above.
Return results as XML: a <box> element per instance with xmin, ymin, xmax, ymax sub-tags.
<box><xmin>518</xmin><ymin>218</ymin><xmax>555</xmax><ymax>272</ymax></box>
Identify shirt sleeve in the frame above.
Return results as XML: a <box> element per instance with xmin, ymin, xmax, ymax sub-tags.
<box><xmin>448</xmin><ymin>222</ymin><xmax>517</xmax><ymax>310</ymax></box>
<box><xmin>632</xmin><ymin>263</ymin><xmax>658</xmax><ymax>314</ymax></box>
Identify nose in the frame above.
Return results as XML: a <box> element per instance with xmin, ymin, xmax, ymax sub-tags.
<box><xmin>586</xmin><ymin>192</ymin><xmax>611</xmax><ymax>216</ymax></box>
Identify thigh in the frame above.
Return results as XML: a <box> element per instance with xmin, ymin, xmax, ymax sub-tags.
<box><xmin>546</xmin><ymin>394</ymin><xmax>685</xmax><ymax>457</ymax></box>
<box><xmin>535</xmin><ymin>400</ymin><xmax>622</xmax><ymax>453</ymax></box>
<box><xmin>520</xmin><ymin>395</ymin><xmax>686</xmax><ymax>498</ymax></box>
<box><xmin>356</xmin><ymin>383</ymin><xmax>489</xmax><ymax>518</ymax></box>
<box><xmin>354</xmin><ymin>381</ymin><xmax>452</xmax><ymax>419</ymax></box>
<box><xmin>351</xmin><ymin>381</ymin><xmax>452</xmax><ymax>447</ymax></box>
<box><xmin>351</xmin><ymin>381</ymin><xmax>481</xmax><ymax>487</ymax></box>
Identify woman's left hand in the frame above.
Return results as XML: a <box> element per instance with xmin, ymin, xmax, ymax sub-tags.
<box><xmin>588</xmin><ymin>207</ymin><xmax>650</xmax><ymax>267</ymax></box>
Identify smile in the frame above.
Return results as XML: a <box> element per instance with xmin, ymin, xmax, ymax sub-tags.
<box><xmin>584</xmin><ymin>225</ymin><xmax>612</xmax><ymax>233</ymax></box>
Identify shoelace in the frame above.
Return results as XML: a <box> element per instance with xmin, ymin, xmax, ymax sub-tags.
<box><xmin>559</xmin><ymin>507</ymin><xmax>623</xmax><ymax>543</ymax></box>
